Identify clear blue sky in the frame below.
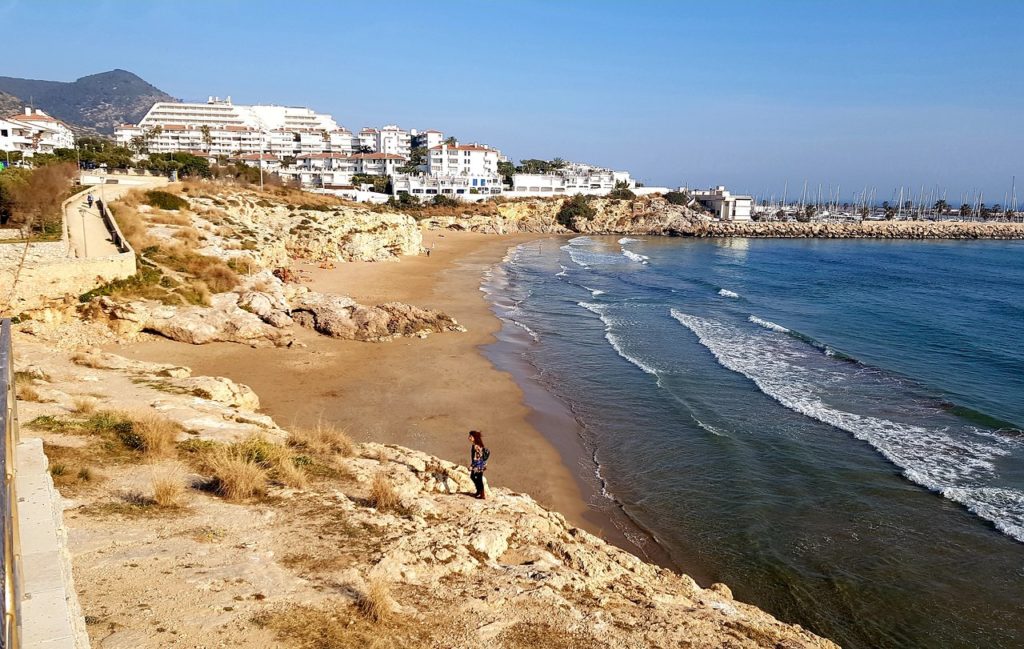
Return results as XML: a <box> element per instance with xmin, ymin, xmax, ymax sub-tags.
<box><xmin>3</xmin><ymin>0</ymin><xmax>1023</xmax><ymax>204</ymax></box>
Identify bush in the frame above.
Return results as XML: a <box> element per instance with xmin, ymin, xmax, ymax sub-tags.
<box><xmin>144</xmin><ymin>190</ymin><xmax>189</xmax><ymax>211</ymax></box>
<box><xmin>151</xmin><ymin>469</ymin><xmax>186</xmax><ymax>508</ymax></box>
<box><xmin>664</xmin><ymin>191</ymin><xmax>690</xmax><ymax>206</ymax></box>
<box><xmin>430</xmin><ymin>195</ymin><xmax>459</xmax><ymax>208</ymax></box>
<box><xmin>356</xmin><ymin>578</ymin><xmax>392</xmax><ymax>623</ymax></box>
<box><xmin>369</xmin><ymin>472</ymin><xmax>401</xmax><ymax>512</ymax></box>
<box><xmin>556</xmin><ymin>195</ymin><xmax>596</xmax><ymax>230</ymax></box>
<box><xmin>607</xmin><ymin>188</ymin><xmax>635</xmax><ymax>200</ymax></box>
<box><xmin>206</xmin><ymin>446</ymin><xmax>268</xmax><ymax>500</ymax></box>
<box><xmin>114</xmin><ymin>411</ymin><xmax>181</xmax><ymax>456</ymax></box>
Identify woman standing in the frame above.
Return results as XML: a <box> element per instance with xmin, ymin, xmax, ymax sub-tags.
<box><xmin>468</xmin><ymin>430</ymin><xmax>489</xmax><ymax>499</ymax></box>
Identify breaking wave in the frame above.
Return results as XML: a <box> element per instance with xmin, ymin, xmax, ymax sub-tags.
<box><xmin>718</xmin><ymin>289</ymin><xmax>740</xmax><ymax>298</ymax></box>
<box><xmin>671</xmin><ymin>309</ymin><xmax>1023</xmax><ymax>543</ymax></box>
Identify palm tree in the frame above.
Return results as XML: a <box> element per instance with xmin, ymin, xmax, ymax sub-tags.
<box><xmin>200</xmin><ymin>125</ymin><xmax>212</xmax><ymax>152</ymax></box>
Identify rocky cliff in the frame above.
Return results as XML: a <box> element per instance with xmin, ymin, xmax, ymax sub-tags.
<box><xmin>13</xmin><ymin>331</ymin><xmax>840</xmax><ymax>648</ymax></box>
<box><xmin>182</xmin><ymin>186</ymin><xmax>424</xmax><ymax>265</ymax></box>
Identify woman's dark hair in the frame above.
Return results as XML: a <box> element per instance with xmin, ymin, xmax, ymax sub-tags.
<box><xmin>469</xmin><ymin>430</ymin><xmax>484</xmax><ymax>446</ymax></box>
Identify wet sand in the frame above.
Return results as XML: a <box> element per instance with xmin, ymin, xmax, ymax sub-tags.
<box><xmin>111</xmin><ymin>231</ymin><xmax>595</xmax><ymax>530</ymax></box>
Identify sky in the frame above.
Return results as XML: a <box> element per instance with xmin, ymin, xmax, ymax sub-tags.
<box><xmin>2</xmin><ymin>0</ymin><xmax>1023</xmax><ymax>204</ymax></box>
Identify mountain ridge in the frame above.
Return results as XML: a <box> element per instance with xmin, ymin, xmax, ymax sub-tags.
<box><xmin>0</xmin><ymin>69</ymin><xmax>177</xmax><ymax>135</ymax></box>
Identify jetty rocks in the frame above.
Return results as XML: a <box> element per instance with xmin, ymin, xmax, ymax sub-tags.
<box><xmin>14</xmin><ymin>336</ymin><xmax>839</xmax><ymax>648</ymax></box>
<box><xmin>671</xmin><ymin>219</ymin><xmax>1024</xmax><ymax>239</ymax></box>
<box><xmin>84</xmin><ymin>270</ymin><xmax>465</xmax><ymax>346</ymax></box>
<box><xmin>423</xmin><ymin>194</ymin><xmax>1024</xmax><ymax>239</ymax></box>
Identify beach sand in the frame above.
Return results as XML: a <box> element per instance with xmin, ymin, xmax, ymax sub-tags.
<box><xmin>110</xmin><ymin>231</ymin><xmax>597</xmax><ymax>530</ymax></box>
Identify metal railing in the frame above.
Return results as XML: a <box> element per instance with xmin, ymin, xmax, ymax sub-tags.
<box><xmin>0</xmin><ymin>318</ymin><xmax>22</xmax><ymax>649</ymax></box>
<box><xmin>96</xmin><ymin>201</ymin><xmax>130</xmax><ymax>254</ymax></box>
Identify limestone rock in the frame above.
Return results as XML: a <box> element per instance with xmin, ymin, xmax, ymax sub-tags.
<box><xmin>178</xmin><ymin>376</ymin><xmax>260</xmax><ymax>411</ymax></box>
<box><xmin>290</xmin><ymin>293</ymin><xmax>465</xmax><ymax>342</ymax></box>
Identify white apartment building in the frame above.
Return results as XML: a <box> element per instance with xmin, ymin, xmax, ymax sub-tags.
<box><xmin>411</xmin><ymin>129</ymin><xmax>444</xmax><ymax>152</ymax></box>
<box><xmin>1</xmin><ymin>108</ymin><xmax>75</xmax><ymax>156</ymax></box>
<box><xmin>288</xmin><ymin>152</ymin><xmax>407</xmax><ymax>188</ymax></box>
<box><xmin>115</xmin><ymin>97</ymin><xmax>339</xmax><ymax>155</ymax></box>
<box><xmin>689</xmin><ymin>186</ymin><xmax>753</xmax><ymax>222</ymax></box>
<box><xmin>392</xmin><ymin>173</ymin><xmax>503</xmax><ymax>199</ymax></box>
<box><xmin>427</xmin><ymin>143</ymin><xmax>501</xmax><ymax>178</ymax></box>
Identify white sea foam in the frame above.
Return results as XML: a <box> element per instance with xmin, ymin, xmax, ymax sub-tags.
<box><xmin>941</xmin><ymin>486</ymin><xmax>1024</xmax><ymax>543</ymax></box>
<box><xmin>718</xmin><ymin>289</ymin><xmax>739</xmax><ymax>299</ymax></box>
<box><xmin>590</xmin><ymin>288</ymin><xmax>605</xmax><ymax>296</ymax></box>
<box><xmin>556</xmin><ymin>264</ymin><xmax>569</xmax><ymax>277</ymax></box>
<box><xmin>622</xmin><ymin>249</ymin><xmax>649</xmax><ymax>264</ymax></box>
<box><xmin>511</xmin><ymin>319</ymin><xmax>540</xmax><ymax>342</ymax></box>
<box><xmin>694</xmin><ymin>418</ymin><xmax>730</xmax><ymax>437</ymax></box>
<box><xmin>748</xmin><ymin>315</ymin><xmax>790</xmax><ymax>333</ymax></box>
<box><xmin>618</xmin><ymin>237</ymin><xmax>640</xmax><ymax>244</ymax></box>
<box><xmin>671</xmin><ymin>309</ymin><xmax>1021</xmax><ymax>542</ymax></box>
<box><xmin>578</xmin><ymin>302</ymin><xmax>659</xmax><ymax>375</ymax></box>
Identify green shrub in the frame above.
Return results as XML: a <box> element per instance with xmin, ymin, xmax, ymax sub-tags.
<box><xmin>556</xmin><ymin>195</ymin><xmax>596</xmax><ymax>230</ymax></box>
<box><xmin>664</xmin><ymin>191</ymin><xmax>690</xmax><ymax>206</ymax></box>
<box><xmin>607</xmin><ymin>188</ymin><xmax>635</xmax><ymax>200</ymax></box>
<box><xmin>144</xmin><ymin>190</ymin><xmax>189</xmax><ymax>211</ymax></box>
<box><xmin>430</xmin><ymin>195</ymin><xmax>459</xmax><ymax>208</ymax></box>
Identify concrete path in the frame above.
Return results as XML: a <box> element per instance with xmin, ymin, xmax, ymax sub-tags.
<box><xmin>67</xmin><ymin>175</ymin><xmax>167</xmax><ymax>259</ymax></box>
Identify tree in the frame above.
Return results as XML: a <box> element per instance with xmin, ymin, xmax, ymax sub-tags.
<box><xmin>200</xmin><ymin>125</ymin><xmax>213</xmax><ymax>150</ymax></box>
<box><xmin>795</xmin><ymin>204</ymin><xmax>816</xmax><ymax>223</ymax></box>
<box><xmin>443</xmin><ymin>136</ymin><xmax>457</xmax><ymax>146</ymax></box>
<box><xmin>607</xmin><ymin>180</ymin><xmax>635</xmax><ymax>200</ymax></box>
<box><xmin>497</xmin><ymin>160</ymin><xmax>515</xmax><ymax>185</ymax></box>
<box><xmin>933</xmin><ymin>199</ymin><xmax>949</xmax><ymax>214</ymax></box>
<box><xmin>357</xmin><ymin>145</ymin><xmax>374</xmax><ymax>154</ymax></box>
<box><xmin>959</xmin><ymin>203</ymin><xmax>971</xmax><ymax>217</ymax></box>
<box><xmin>0</xmin><ymin>163</ymin><xmax>77</xmax><ymax>234</ymax></box>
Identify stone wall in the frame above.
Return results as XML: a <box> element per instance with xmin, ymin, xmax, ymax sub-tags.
<box><xmin>2</xmin><ymin>252</ymin><xmax>136</xmax><ymax>314</ymax></box>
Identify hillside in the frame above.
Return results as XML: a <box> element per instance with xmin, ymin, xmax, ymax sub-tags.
<box><xmin>0</xmin><ymin>90</ymin><xmax>22</xmax><ymax>118</ymax></box>
<box><xmin>0</xmin><ymin>69</ymin><xmax>176</xmax><ymax>134</ymax></box>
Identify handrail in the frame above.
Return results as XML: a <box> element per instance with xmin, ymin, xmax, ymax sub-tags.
<box><xmin>0</xmin><ymin>319</ymin><xmax>22</xmax><ymax>649</ymax></box>
<box><xmin>96</xmin><ymin>200</ymin><xmax>131</xmax><ymax>255</ymax></box>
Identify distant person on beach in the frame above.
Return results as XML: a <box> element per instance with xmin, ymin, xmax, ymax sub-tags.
<box><xmin>468</xmin><ymin>430</ymin><xmax>489</xmax><ymax>499</ymax></box>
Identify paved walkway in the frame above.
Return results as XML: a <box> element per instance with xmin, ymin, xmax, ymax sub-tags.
<box><xmin>67</xmin><ymin>175</ymin><xmax>167</xmax><ymax>259</ymax></box>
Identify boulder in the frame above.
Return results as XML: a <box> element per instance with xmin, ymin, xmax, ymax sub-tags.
<box><xmin>179</xmin><ymin>376</ymin><xmax>260</xmax><ymax>411</ymax></box>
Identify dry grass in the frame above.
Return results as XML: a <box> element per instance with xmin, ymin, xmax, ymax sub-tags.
<box><xmin>288</xmin><ymin>419</ymin><xmax>355</xmax><ymax>457</ymax></box>
<box><xmin>116</xmin><ymin>411</ymin><xmax>180</xmax><ymax>456</ymax></box>
<box><xmin>147</xmin><ymin>211</ymin><xmax>191</xmax><ymax>226</ymax></box>
<box><xmin>356</xmin><ymin>578</ymin><xmax>392</xmax><ymax>623</ymax></box>
<box><xmin>151</xmin><ymin>469</ymin><xmax>186</xmax><ymax>508</ymax></box>
<box><xmin>15</xmin><ymin>382</ymin><xmax>41</xmax><ymax>402</ymax></box>
<box><xmin>172</xmin><ymin>227</ymin><xmax>202</xmax><ymax>247</ymax></box>
<box><xmin>71</xmin><ymin>396</ymin><xmax>98</xmax><ymax>415</ymax></box>
<box><xmin>70</xmin><ymin>352</ymin><xmax>105</xmax><ymax>369</ymax></box>
<box><xmin>204</xmin><ymin>446</ymin><xmax>269</xmax><ymax>501</ymax></box>
<box><xmin>253</xmin><ymin>601</ymin><xmax>433</xmax><ymax>649</ymax></box>
<box><xmin>369</xmin><ymin>472</ymin><xmax>401</xmax><ymax>513</ymax></box>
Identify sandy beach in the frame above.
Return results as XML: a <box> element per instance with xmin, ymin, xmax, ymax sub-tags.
<box><xmin>110</xmin><ymin>230</ymin><xmax>599</xmax><ymax>530</ymax></box>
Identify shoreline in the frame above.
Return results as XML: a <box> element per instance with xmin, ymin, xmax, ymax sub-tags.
<box><xmin>108</xmin><ymin>231</ymin><xmax>628</xmax><ymax>552</ymax></box>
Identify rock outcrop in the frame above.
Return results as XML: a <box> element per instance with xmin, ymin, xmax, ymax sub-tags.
<box><xmin>83</xmin><ymin>271</ymin><xmax>464</xmax><ymax>347</ymax></box>
<box><xmin>183</xmin><ymin>189</ymin><xmax>423</xmax><ymax>267</ymax></box>
<box><xmin>16</xmin><ymin>337</ymin><xmax>840</xmax><ymax>649</ymax></box>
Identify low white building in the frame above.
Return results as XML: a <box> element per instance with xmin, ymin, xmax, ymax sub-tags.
<box><xmin>509</xmin><ymin>165</ymin><xmax>633</xmax><ymax>197</ymax></box>
<box><xmin>392</xmin><ymin>173</ymin><xmax>503</xmax><ymax>200</ymax></box>
<box><xmin>1</xmin><ymin>108</ymin><xmax>75</xmax><ymax>156</ymax></box>
<box><xmin>688</xmin><ymin>186</ymin><xmax>753</xmax><ymax>222</ymax></box>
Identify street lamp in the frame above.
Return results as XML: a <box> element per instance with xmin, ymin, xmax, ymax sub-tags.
<box><xmin>77</xmin><ymin>207</ymin><xmax>88</xmax><ymax>257</ymax></box>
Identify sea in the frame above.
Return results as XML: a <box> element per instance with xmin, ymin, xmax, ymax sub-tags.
<box><xmin>482</xmin><ymin>235</ymin><xmax>1024</xmax><ymax>649</ymax></box>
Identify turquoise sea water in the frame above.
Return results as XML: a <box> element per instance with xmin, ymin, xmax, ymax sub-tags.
<box><xmin>483</xmin><ymin>236</ymin><xmax>1024</xmax><ymax>648</ymax></box>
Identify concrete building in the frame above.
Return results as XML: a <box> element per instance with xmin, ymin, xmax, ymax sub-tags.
<box><xmin>392</xmin><ymin>173</ymin><xmax>503</xmax><ymax>200</ymax></box>
<box><xmin>114</xmin><ymin>97</ymin><xmax>339</xmax><ymax>156</ymax></box>
<box><xmin>1</xmin><ymin>108</ymin><xmax>75</xmax><ymax>156</ymax></box>
<box><xmin>689</xmin><ymin>186</ymin><xmax>753</xmax><ymax>222</ymax></box>
<box><xmin>411</xmin><ymin>129</ymin><xmax>444</xmax><ymax>152</ymax></box>
<box><xmin>510</xmin><ymin>164</ymin><xmax>633</xmax><ymax>197</ymax></box>
<box><xmin>427</xmin><ymin>143</ymin><xmax>501</xmax><ymax>178</ymax></box>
